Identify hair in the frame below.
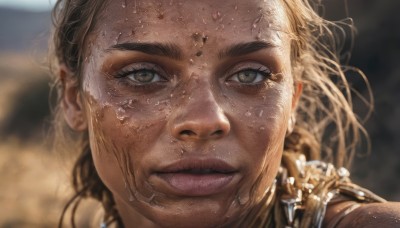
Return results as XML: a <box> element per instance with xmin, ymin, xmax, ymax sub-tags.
<box><xmin>49</xmin><ymin>0</ymin><xmax>371</xmax><ymax>227</ymax></box>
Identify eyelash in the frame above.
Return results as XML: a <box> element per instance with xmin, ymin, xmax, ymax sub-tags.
<box><xmin>227</xmin><ymin>66</ymin><xmax>273</xmax><ymax>83</ymax></box>
<box><xmin>112</xmin><ymin>63</ymin><xmax>275</xmax><ymax>92</ymax></box>
<box><xmin>113</xmin><ymin>65</ymin><xmax>169</xmax><ymax>89</ymax></box>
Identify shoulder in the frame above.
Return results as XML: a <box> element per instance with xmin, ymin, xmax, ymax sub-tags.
<box><xmin>326</xmin><ymin>202</ymin><xmax>400</xmax><ymax>228</ymax></box>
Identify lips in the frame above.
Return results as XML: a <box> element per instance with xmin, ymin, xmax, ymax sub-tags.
<box><xmin>154</xmin><ymin>158</ymin><xmax>238</xmax><ymax>196</ymax></box>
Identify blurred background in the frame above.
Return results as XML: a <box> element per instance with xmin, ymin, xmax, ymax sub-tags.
<box><xmin>0</xmin><ymin>0</ymin><xmax>399</xmax><ymax>227</ymax></box>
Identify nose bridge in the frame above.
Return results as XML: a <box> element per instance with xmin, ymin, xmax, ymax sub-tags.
<box><xmin>170</xmin><ymin>80</ymin><xmax>230</xmax><ymax>141</ymax></box>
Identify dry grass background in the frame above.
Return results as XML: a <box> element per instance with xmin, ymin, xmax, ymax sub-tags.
<box><xmin>0</xmin><ymin>55</ymin><xmax>100</xmax><ymax>227</ymax></box>
<box><xmin>0</xmin><ymin>54</ymin><xmax>67</xmax><ymax>227</ymax></box>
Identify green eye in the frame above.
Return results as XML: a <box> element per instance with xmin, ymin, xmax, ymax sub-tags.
<box><xmin>229</xmin><ymin>68</ymin><xmax>271</xmax><ymax>84</ymax></box>
<box><xmin>131</xmin><ymin>70</ymin><xmax>157</xmax><ymax>83</ymax></box>
<box><xmin>237</xmin><ymin>70</ymin><xmax>258</xmax><ymax>83</ymax></box>
<box><xmin>124</xmin><ymin>69</ymin><xmax>164</xmax><ymax>84</ymax></box>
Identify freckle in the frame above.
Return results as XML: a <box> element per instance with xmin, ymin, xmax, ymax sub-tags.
<box><xmin>195</xmin><ymin>51</ymin><xmax>203</xmax><ymax>57</ymax></box>
<box><xmin>191</xmin><ymin>32</ymin><xmax>201</xmax><ymax>42</ymax></box>
<box><xmin>157</xmin><ymin>13</ymin><xmax>164</xmax><ymax>19</ymax></box>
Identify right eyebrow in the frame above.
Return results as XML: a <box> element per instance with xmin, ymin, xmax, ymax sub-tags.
<box><xmin>106</xmin><ymin>42</ymin><xmax>183</xmax><ymax>60</ymax></box>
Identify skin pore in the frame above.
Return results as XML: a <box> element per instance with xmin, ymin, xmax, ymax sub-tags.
<box><xmin>62</xmin><ymin>0</ymin><xmax>302</xmax><ymax>227</ymax></box>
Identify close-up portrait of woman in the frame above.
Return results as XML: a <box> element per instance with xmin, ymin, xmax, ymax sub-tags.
<box><xmin>42</xmin><ymin>0</ymin><xmax>400</xmax><ymax>227</ymax></box>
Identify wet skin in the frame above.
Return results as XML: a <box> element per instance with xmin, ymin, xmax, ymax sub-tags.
<box><xmin>63</xmin><ymin>0</ymin><xmax>302</xmax><ymax>227</ymax></box>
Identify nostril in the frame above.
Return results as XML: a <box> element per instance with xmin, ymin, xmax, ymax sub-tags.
<box><xmin>180</xmin><ymin>130</ymin><xmax>196</xmax><ymax>136</ymax></box>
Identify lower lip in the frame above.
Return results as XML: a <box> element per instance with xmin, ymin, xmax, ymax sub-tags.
<box><xmin>156</xmin><ymin>173</ymin><xmax>235</xmax><ymax>196</ymax></box>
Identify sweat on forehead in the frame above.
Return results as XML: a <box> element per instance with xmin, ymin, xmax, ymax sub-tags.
<box><xmin>90</xmin><ymin>0</ymin><xmax>290</xmax><ymax>45</ymax></box>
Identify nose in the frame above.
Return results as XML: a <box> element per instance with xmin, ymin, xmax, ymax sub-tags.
<box><xmin>170</xmin><ymin>91</ymin><xmax>230</xmax><ymax>141</ymax></box>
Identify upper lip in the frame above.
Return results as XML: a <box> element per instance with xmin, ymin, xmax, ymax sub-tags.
<box><xmin>155</xmin><ymin>158</ymin><xmax>237</xmax><ymax>174</ymax></box>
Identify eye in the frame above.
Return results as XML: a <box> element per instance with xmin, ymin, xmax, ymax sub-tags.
<box><xmin>127</xmin><ymin>69</ymin><xmax>163</xmax><ymax>83</ymax></box>
<box><xmin>228</xmin><ymin>67</ymin><xmax>271</xmax><ymax>84</ymax></box>
<box><xmin>115</xmin><ymin>64</ymin><xmax>168</xmax><ymax>85</ymax></box>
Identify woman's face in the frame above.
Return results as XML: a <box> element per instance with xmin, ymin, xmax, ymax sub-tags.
<box><xmin>67</xmin><ymin>0</ymin><xmax>300</xmax><ymax>227</ymax></box>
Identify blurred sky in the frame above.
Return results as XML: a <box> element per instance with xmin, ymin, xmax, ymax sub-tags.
<box><xmin>0</xmin><ymin>0</ymin><xmax>55</xmax><ymax>11</ymax></box>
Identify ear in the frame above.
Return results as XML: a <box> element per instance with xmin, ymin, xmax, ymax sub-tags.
<box><xmin>60</xmin><ymin>64</ymin><xmax>88</xmax><ymax>132</ymax></box>
<box><xmin>291</xmin><ymin>82</ymin><xmax>303</xmax><ymax>110</ymax></box>
<box><xmin>287</xmin><ymin>82</ymin><xmax>302</xmax><ymax>134</ymax></box>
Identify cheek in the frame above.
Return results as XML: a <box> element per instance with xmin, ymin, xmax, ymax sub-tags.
<box><xmin>227</xmin><ymin>85</ymin><xmax>292</xmax><ymax>199</ymax></box>
<box><xmin>85</xmin><ymin>96</ymin><xmax>171</xmax><ymax>202</ymax></box>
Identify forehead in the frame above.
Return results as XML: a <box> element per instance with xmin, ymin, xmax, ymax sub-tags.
<box><xmin>93</xmin><ymin>0</ymin><xmax>290</xmax><ymax>47</ymax></box>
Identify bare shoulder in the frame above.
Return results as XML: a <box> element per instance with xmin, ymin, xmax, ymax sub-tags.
<box><xmin>326</xmin><ymin>202</ymin><xmax>400</xmax><ymax>228</ymax></box>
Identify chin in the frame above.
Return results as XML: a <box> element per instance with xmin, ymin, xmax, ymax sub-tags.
<box><xmin>124</xmin><ymin>196</ymin><xmax>244</xmax><ymax>228</ymax></box>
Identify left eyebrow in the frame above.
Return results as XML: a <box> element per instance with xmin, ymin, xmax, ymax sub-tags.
<box><xmin>106</xmin><ymin>42</ymin><xmax>183</xmax><ymax>60</ymax></box>
<box><xmin>218</xmin><ymin>41</ymin><xmax>277</xmax><ymax>59</ymax></box>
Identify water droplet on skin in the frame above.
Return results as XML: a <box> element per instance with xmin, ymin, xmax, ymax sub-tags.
<box><xmin>259</xmin><ymin>126</ymin><xmax>265</xmax><ymax>131</ymax></box>
<box><xmin>189</xmin><ymin>59</ymin><xmax>194</xmax><ymax>64</ymax></box>
<box><xmin>133</xmin><ymin>0</ymin><xmax>137</xmax><ymax>13</ymax></box>
<box><xmin>212</xmin><ymin>11</ymin><xmax>222</xmax><ymax>21</ymax></box>
<box><xmin>258</xmin><ymin>110</ymin><xmax>264</xmax><ymax>117</ymax></box>
<box><xmin>115</xmin><ymin>32</ymin><xmax>122</xmax><ymax>45</ymax></box>
<box><xmin>252</xmin><ymin>14</ymin><xmax>263</xmax><ymax>30</ymax></box>
<box><xmin>245</xmin><ymin>111</ymin><xmax>252</xmax><ymax>117</ymax></box>
<box><xmin>122</xmin><ymin>0</ymin><xmax>126</xmax><ymax>8</ymax></box>
<box><xmin>116</xmin><ymin>107</ymin><xmax>128</xmax><ymax>123</ymax></box>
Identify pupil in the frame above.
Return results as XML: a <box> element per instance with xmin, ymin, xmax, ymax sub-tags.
<box><xmin>136</xmin><ymin>71</ymin><xmax>154</xmax><ymax>82</ymax></box>
<box><xmin>239</xmin><ymin>71</ymin><xmax>256</xmax><ymax>83</ymax></box>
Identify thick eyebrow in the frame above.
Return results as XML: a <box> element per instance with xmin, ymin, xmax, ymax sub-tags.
<box><xmin>218</xmin><ymin>41</ymin><xmax>277</xmax><ymax>59</ymax></box>
<box><xmin>107</xmin><ymin>42</ymin><xmax>183</xmax><ymax>60</ymax></box>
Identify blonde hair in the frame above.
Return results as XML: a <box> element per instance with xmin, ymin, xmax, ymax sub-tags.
<box><xmin>282</xmin><ymin>0</ymin><xmax>371</xmax><ymax>167</ymax></box>
<box><xmin>49</xmin><ymin>0</ymin><xmax>371</xmax><ymax>226</ymax></box>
